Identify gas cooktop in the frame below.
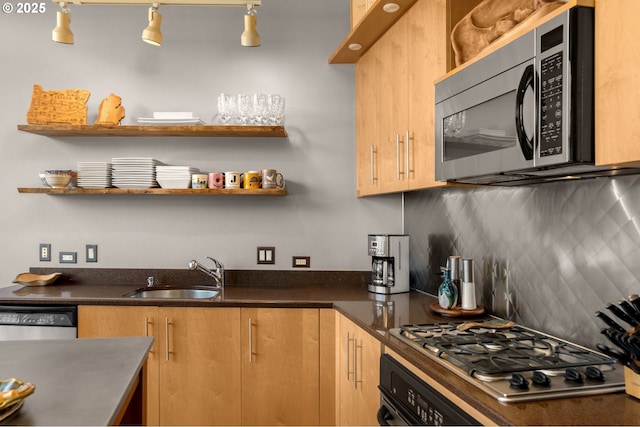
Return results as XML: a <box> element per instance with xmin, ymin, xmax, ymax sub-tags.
<box><xmin>390</xmin><ymin>321</ymin><xmax>625</xmax><ymax>402</ymax></box>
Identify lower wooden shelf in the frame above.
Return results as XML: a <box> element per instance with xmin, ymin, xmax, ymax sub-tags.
<box><xmin>17</xmin><ymin>187</ymin><xmax>288</xmax><ymax>196</ymax></box>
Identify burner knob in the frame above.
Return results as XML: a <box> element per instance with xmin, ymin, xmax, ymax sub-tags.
<box><xmin>585</xmin><ymin>366</ymin><xmax>605</xmax><ymax>382</ymax></box>
<box><xmin>564</xmin><ymin>368</ymin><xmax>584</xmax><ymax>383</ymax></box>
<box><xmin>509</xmin><ymin>373</ymin><xmax>529</xmax><ymax>390</ymax></box>
<box><xmin>532</xmin><ymin>371</ymin><xmax>551</xmax><ymax>387</ymax></box>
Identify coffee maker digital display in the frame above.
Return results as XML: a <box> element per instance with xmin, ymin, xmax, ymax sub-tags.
<box><xmin>368</xmin><ymin>234</ymin><xmax>409</xmax><ymax>294</ymax></box>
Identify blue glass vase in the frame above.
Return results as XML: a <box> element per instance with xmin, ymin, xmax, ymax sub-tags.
<box><xmin>438</xmin><ymin>269</ymin><xmax>458</xmax><ymax>309</ymax></box>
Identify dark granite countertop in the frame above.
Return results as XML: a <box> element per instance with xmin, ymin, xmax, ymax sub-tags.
<box><xmin>0</xmin><ymin>336</ymin><xmax>152</xmax><ymax>426</ymax></box>
<box><xmin>1</xmin><ymin>269</ymin><xmax>639</xmax><ymax>425</ymax></box>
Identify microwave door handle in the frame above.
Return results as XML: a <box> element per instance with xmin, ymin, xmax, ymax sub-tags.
<box><xmin>515</xmin><ymin>64</ymin><xmax>535</xmax><ymax>160</ymax></box>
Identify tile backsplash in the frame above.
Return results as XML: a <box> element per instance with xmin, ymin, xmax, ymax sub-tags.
<box><xmin>404</xmin><ymin>174</ymin><xmax>640</xmax><ymax>348</ymax></box>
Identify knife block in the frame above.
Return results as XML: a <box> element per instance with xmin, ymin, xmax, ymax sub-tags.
<box><xmin>624</xmin><ymin>366</ymin><xmax>640</xmax><ymax>399</ymax></box>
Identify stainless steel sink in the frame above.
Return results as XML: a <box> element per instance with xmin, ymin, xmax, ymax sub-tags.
<box><xmin>123</xmin><ymin>286</ymin><xmax>220</xmax><ymax>300</ymax></box>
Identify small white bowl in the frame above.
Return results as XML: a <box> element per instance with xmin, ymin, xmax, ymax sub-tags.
<box><xmin>157</xmin><ymin>178</ymin><xmax>191</xmax><ymax>189</ymax></box>
<box><xmin>45</xmin><ymin>174</ymin><xmax>72</xmax><ymax>188</ymax></box>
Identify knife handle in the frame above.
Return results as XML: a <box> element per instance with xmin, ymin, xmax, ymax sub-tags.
<box><xmin>606</xmin><ymin>302</ymin><xmax>638</xmax><ymax>328</ymax></box>
<box><xmin>595</xmin><ymin>311</ymin><xmax>627</xmax><ymax>334</ymax></box>
<box><xmin>619</xmin><ymin>299</ymin><xmax>640</xmax><ymax>324</ymax></box>
<box><xmin>629</xmin><ymin>294</ymin><xmax>640</xmax><ymax>314</ymax></box>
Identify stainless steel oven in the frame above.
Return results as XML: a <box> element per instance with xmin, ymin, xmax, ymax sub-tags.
<box><xmin>378</xmin><ymin>354</ymin><xmax>480</xmax><ymax>426</ymax></box>
<box><xmin>433</xmin><ymin>5</ymin><xmax>630</xmax><ymax>185</ymax></box>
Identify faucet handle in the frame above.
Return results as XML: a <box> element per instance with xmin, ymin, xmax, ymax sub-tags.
<box><xmin>207</xmin><ymin>256</ymin><xmax>224</xmax><ymax>269</ymax></box>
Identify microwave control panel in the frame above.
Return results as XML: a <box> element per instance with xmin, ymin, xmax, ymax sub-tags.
<box><xmin>539</xmin><ymin>51</ymin><xmax>564</xmax><ymax>157</ymax></box>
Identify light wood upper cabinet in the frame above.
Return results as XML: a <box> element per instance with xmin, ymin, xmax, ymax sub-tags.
<box><xmin>241</xmin><ymin>308</ymin><xmax>320</xmax><ymax>426</ymax></box>
<box><xmin>354</xmin><ymin>0</ymin><xmax>448</xmax><ymax>197</ymax></box>
<box><xmin>355</xmin><ymin>40</ymin><xmax>382</xmax><ymax>196</ymax></box>
<box><xmin>379</xmin><ymin>13</ymin><xmax>410</xmax><ymax>195</ymax></box>
<box><xmin>407</xmin><ymin>0</ymin><xmax>448</xmax><ymax>190</ymax></box>
<box><xmin>595</xmin><ymin>0</ymin><xmax>640</xmax><ymax>168</ymax></box>
<box><xmin>335</xmin><ymin>312</ymin><xmax>382</xmax><ymax>426</ymax></box>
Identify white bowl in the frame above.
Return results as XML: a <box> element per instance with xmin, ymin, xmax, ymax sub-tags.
<box><xmin>45</xmin><ymin>174</ymin><xmax>72</xmax><ymax>188</ymax></box>
<box><xmin>157</xmin><ymin>178</ymin><xmax>191</xmax><ymax>189</ymax></box>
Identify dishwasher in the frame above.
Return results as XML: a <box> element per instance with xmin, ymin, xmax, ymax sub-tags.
<box><xmin>0</xmin><ymin>305</ymin><xmax>77</xmax><ymax>340</ymax></box>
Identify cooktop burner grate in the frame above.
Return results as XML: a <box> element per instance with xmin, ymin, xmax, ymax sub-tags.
<box><xmin>399</xmin><ymin>322</ymin><xmax>614</xmax><ymax>376</ymax></box>
<box><xmin>391</xmin><ymin>321</ymin><xmax>625</xmax><ymax>402</ymax></box>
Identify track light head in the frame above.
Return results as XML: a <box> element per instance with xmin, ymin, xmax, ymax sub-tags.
<box><xmin>241</xmin><ymin>3</ymin><xmax>260</xmax><ymax>47</ymax></box>
<box><xmin>142</xmin><ymin>4</ymin><xmax>162</xmax><ymax>46</ymax></box>
<box><xmin>52</xmin><ymin>3</ymin><xmax>74</xmax><ymax>44</ymax></box>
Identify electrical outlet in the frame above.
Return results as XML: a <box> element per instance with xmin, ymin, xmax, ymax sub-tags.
<box><xmin>86</xmin><ymin>244</ymin><xmax>98</xmax><ymax>263</ymax></box>
<box><xmin>292</xmin><ymin>256</ymin><xmax>310</xmax><ymax>268</ymax></box>
<box><xmin>59</xmin><ymin>252</ymin><xmax>77</xmax><ymax>264</ymax></box>
<box><xmin>39</xmin><ymin>243</ymin><xmax>51</xmax><ymax>262</ymax></box>
<box><xmin>257</xmin><ymin>246</ymin><xmax>275</xmax><ymax>265</ymax></box>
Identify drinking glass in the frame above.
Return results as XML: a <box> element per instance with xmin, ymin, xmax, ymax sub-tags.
<box><xmin>268</xmin><ymin>94</ymin><xmax>285</xmax><ymax>125</ymax></box>
<box><xmin>235</xmin><ymin>94</ymin><xmax>251</xmax><ymax>125</ymax></box>
<box><xmin>249</xmin><ymin>93</ymin><xmax>268</xmax><ymax>125</ymax></box>
<box><xmin>217</xmin><ymin>93</ymin><xmax>235</xmax><ymax>125</ymax></box>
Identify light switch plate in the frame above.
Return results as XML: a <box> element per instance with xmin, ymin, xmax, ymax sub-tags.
<box><xmin>39</xmin><ymin>243</ymin><xmax>51</xmax><ymax>262</ymax></box>
<box><xmin>292</xmin><ymin>256</ymin><xmax>310</xmax><ymax>268</ymax></box>
<box><xmin>86</xmin><ymin>244</ymin><xmax>98</xmax><ymax>263</ymax></box>
<box><xmin>257</xmin><ymin>246</ymin><xmax>275</xmax><ymax>265</ymax></box>
<box><xmin>59</xmin><ymin>251</ymin><xmax>77</xmax><ymax>264</ymax></box>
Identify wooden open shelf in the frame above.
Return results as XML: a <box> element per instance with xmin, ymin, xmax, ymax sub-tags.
<box><xmin>17</xmin><ymin>187</ymin><xmax>288</xmax><ymax>196</ymax></box>
<box><xmin>17</xmin><ymin>124</ymin><xmax>288</xmax><ymax>138</ymax></box>
<box><xmin>329</xmin><ymin>0</ymin><xmax>418</xmax><ymax>64</ymax></box>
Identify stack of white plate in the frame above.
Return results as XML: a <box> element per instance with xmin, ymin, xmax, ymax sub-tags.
<box><xmin>137</xmin><ymin>112</ymin><xmax>205</xmax><ymax>125</ymax></box>
<box><xmin>156</xmin><ymin>166</ymin><xmax>200</xmax><ymax>189</ymax></box>
<box><xmin>77</xmin><ymin>162</ymin><xmax>112</xmax><ymax>188</ymax></box>
<box><xmin>111</xmin><ymin>157</ymin><xmax>164</xmax><ymax>189</ymax></box>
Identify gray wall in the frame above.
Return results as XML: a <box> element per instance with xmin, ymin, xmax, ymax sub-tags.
<box><xmin>0</xmin><ymin>0</ymin><xmax>402</xmax><ymax>285</ymax></box>
<box><xmin>405</xmin><ymin>175</ymin><xmax>640</xmax><ymax>348</ymax></box>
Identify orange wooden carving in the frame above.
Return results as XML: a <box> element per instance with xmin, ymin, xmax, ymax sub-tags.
<box><xmin>95</xmin><ymin>93</ymin><xmax>125</xmax><ymax>125</ymax></box>
<box><xmin>26</xmin><ymin>84</ymin><xmax>90</xmax><ymax>125</ymax></box>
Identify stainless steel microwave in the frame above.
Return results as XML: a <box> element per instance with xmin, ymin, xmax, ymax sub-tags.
<box><xmin>435</xmin><ymin>6</ymin><xmax>634</xmax><ymax>185</ymax></box>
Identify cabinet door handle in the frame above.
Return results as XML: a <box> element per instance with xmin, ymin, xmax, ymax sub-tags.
<box><xmin>406</xmin><ymin>130</ymin><xmax>413</xmax><ymax>178</ymax></box>
<box><xmin>164</xmin><ymin>317</ymin><xmax>170</xmax><ymax>361</ymax></box>
<box><xmin>396</xmin><ymin>134</ymin><xmax>401</xmax><ymax>180</ymax></box>
<box><xmin>370</xmin><ymin>145</ymin><xmax>377</xmax><ymax>185</ymax></box>
<box><xmin>346</xmin><ymin>332</ymin><xmax>354</xmax><ymax>381</ymax></box>
<box><xmin>144</xmin><ymin>316</ymin><xmax>153</xmax><ymax>354</ymax></box>
<box><xmin>248</xmin><ymin>317</ymin><xmax>253</xmax><ymax>364</ymax></box>
<box><xmin>354</xmin><ymin>338</ymin><xmax>363</xmax><ymax>390</ymax></box>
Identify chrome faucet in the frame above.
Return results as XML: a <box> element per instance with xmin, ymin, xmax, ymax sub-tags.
<box><xmin>188</xmin><ymin>257</ymin><xmax>225</xmax><ymax>289</ymax></box>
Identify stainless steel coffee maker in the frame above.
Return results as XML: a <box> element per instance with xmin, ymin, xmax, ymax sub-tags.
<box><xmin>368</xmin><ymin>234</ymin><xmax>410</xmax><ymax>294</ymax></box>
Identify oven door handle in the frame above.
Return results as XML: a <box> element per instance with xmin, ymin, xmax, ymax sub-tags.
<box><xmin>515</xmin><ymin>63</ymin><xmax>535</xmax><ymax>161</ymax></box>
<box><xmin>376</xmin><ymin>405</ymin><xmax>393</xmax><ymax>426</ymax></box>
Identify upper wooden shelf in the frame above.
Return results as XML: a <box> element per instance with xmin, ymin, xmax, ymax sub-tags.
<box><xmin>329</xmin><ymin>0</ymin><xmax>418</xmax><ymax>64</ymax></box>
<box><xmin>17</xmin><ymin>124</ymin><xmax>288</xmax><ymax>138</ymax></box>
<box><xmin>17</xmin><ymin>187</ymin><xmax>288</xmax><ymax>196</ymax></box>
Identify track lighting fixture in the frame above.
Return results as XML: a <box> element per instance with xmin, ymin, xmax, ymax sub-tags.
<box><xmin>52</xmin><ymin>2</ymin><xmax>74</xmax><ymax>44</ymax></box>
<box><xmin>142</xmin><ymin>3</ymin><xmax>163</xmax><ymax>46</ymax></box>
<box><xmin>50</xmin><ymin>0</ymin><xmax>262</xmax><ymax>46</ymax></box>
<box><xmin>240</xmin><ymin>3</ymin><xmax>260</xmax><ymax>47</ymax></box>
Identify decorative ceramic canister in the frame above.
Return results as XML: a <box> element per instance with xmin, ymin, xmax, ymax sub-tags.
<box><xmin>438</xmin><ymin>268</ymin><xmax>458</xmax><ymax>310</ymax></box>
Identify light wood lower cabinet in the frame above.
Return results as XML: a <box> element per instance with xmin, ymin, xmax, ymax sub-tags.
<box><xmin>335</xmin><ymin>312</ymin><xmax>382</xmax><ymax>426</ymax></box>
<box><xmin>78</xmin><ymin>305</ymin><xmax>241</xmax><ymax>426</ymax></box>
<box><xmin>241</xmin><ymin>308</ymin><xmax>320</xmax><ymax>426</ymax></box>
<box><xmin>78</xmin><ymin>305</ymin><xmax>328</xmax><ymax>426</ymax></box>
